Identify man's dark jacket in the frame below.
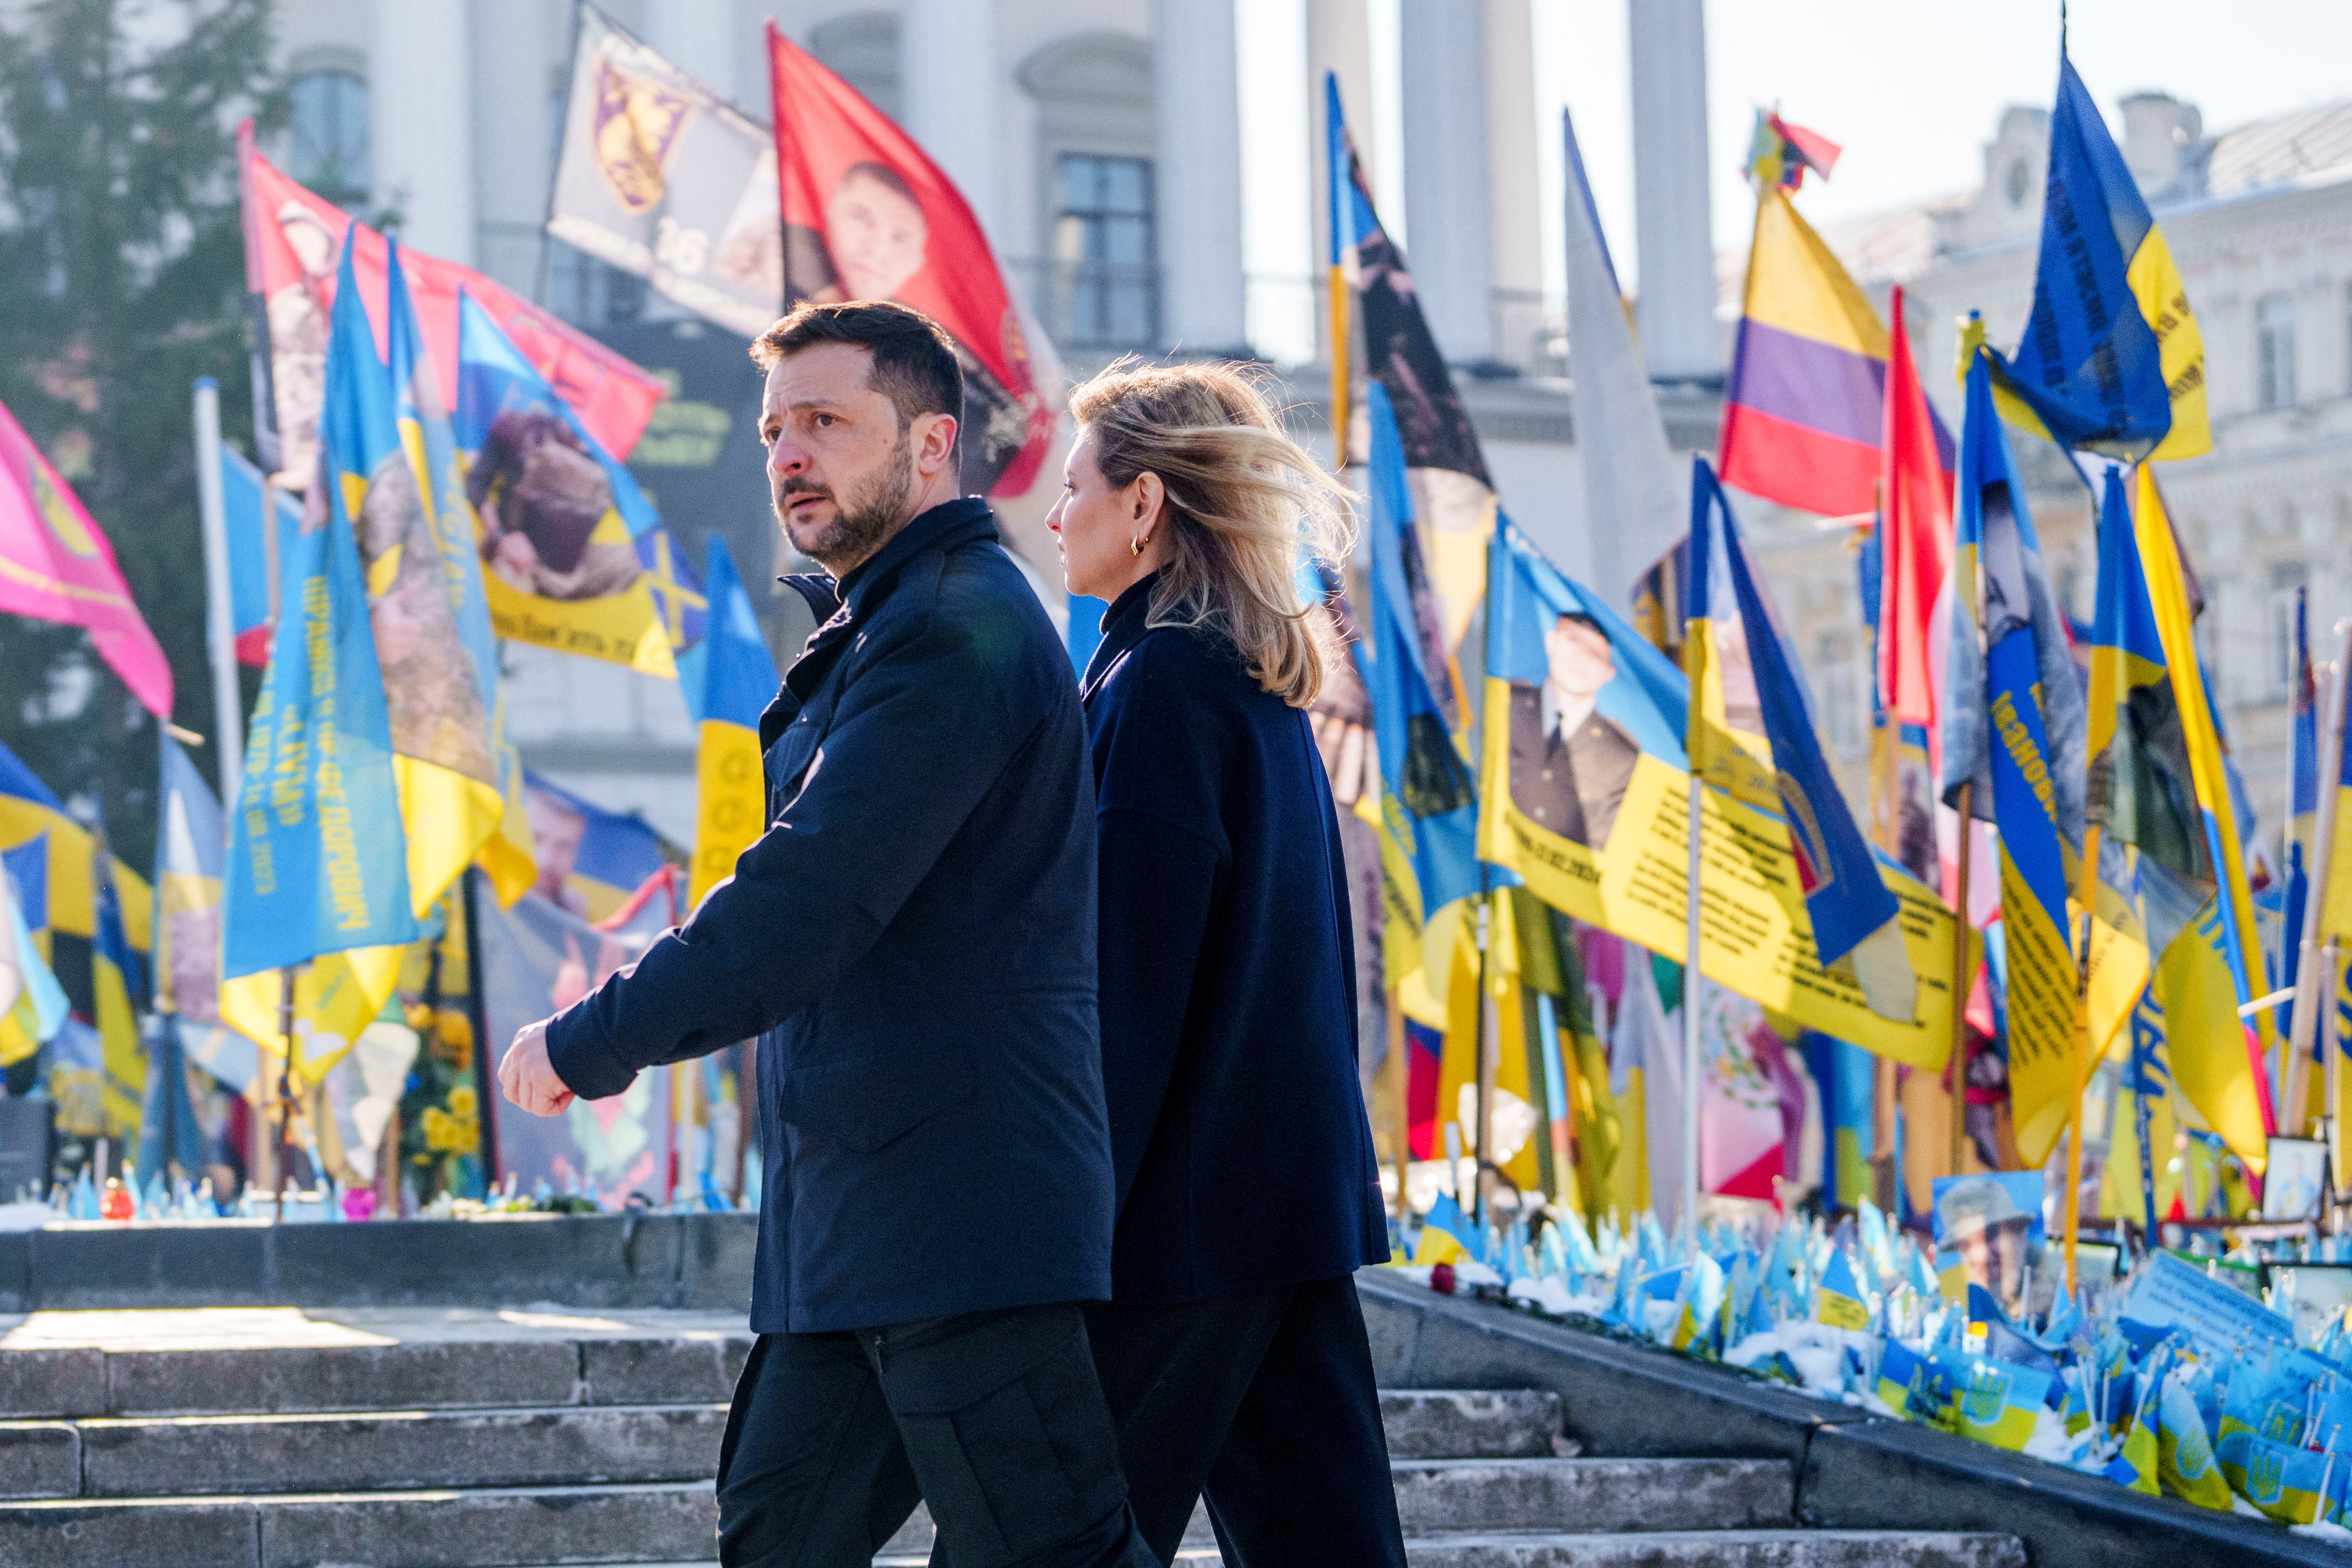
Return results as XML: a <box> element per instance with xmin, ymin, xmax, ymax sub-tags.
<box><xmin>1081</xmin><ymin>576</ymin><xmax>1389</xmax><ymax>1302</ymax></box>
<box><xmin>546</xmin><ymin>498</ymin><xmax>1113</xmax><ymax>1334</ymax></box>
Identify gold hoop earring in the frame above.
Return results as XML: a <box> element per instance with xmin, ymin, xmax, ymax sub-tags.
<box><xmin>1130</xmin><ymin>534</ymin><xmax>1146</xmax><ymax>557</ymax></box>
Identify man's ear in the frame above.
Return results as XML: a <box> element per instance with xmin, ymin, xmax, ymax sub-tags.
<box><xmin>914</xmin><ymin>411</ymin><xmax>959</xmax><ymax>478</ymax></box>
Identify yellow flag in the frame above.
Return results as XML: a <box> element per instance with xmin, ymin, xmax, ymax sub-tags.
<box><xmin>219</xmin><ymin>944</ymin><xmax>404</xmax><ymax>1082</ymax></box>
<box><xmin>2133</xmin><ymin>470</ymin><xmax>2277</xmax><ymax>1161</ymax></box>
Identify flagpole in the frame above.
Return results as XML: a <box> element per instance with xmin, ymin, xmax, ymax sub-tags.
<box><xmin>1948</xmin><ymin>779</ymin><xmax>1975</xmax><ymax>1182</ymax></box>
<box><xmin>2062</xmin><ymin>814</ymin><xmax>2105</xmax><ymax>1295</ymax></box>
<box><xmin>2288</xmin><ymin>621</ymin><xmax>2352</xmax><ymax>1135</ymax></box>
<box><xmin>192</xmin><ymin>379</ymin><xmax>242</xmax><ymax>807</ymax></box>
<box><xmin>274</xmin><ymin>965</ymin><xmax>296</xmax><ymax>1223</ymax></box>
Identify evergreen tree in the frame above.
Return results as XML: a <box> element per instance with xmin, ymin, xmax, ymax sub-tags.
<box><xmin>0</xmin><ymin>0</ymin><xmax>282</xmax><ymax>871</ymax></box>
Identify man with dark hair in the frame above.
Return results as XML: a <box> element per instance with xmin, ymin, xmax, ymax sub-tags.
<box><xmin>500</xmin><ymin>298</ymin><xmax>1150</xmax><ymax>1568</ymax></box>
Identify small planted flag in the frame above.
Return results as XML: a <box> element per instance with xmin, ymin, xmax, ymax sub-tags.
<box><xmin>1813</xmin><ymin>1248</ymin><xmax>1872</xmax><ymax>1332</ymax></box>
<box><xmin>1940</xmin><ymin>1354</ymin><xmax>2052</xmax><ymax>1451</ymax></box>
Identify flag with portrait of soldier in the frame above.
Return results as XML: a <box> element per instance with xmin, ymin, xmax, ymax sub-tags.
<box><xmin>766</xmin><ymin>27</ymin><xmax>1060</xmax><ymax>497</ymax></box>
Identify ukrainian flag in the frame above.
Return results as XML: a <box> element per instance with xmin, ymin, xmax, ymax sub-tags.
<box><xmin>1944</xmin><ymin>345</ymin><xmax>2086</xmax><ymax>1167</ymax></box>
<box><xmin>222</xmin><ymin>232</ymin><xmax>417</xmax><ymax>1078</ymax></box>
<box><xmin>386</xmin><ymin>243</ymin><xmax>532</xmax><ymax>910</ymax></box>
<box><xmin>1988</xmin><ymin>49</ymin><xmax>2209</xmax><ymax>463</ymax></box>
<box><xmin>0</xmin><ymin>836</ymin><xmax>64</xmax><ymax>1068</ymax></box>
<box><xmin>1365</xmin><ymin>384</ymin><xmax>1482</xmax><ymax>941</ymax></box>
<box><xmin>0</xmin><ymin>738</ymin><xmax>151</xmax><ymax>954</ymax></box>
<box><xmin>686</xmin><ymin>536</ymin><xmax>779</xmax><ymax>910</ymax></box>
<box><xmin>91</xmin><ymin>834</ymin><xmax>144</xmax><ymax>1141</ymax></box>
<box><xmin>2132</xmin><ymin>468</ymin><xmax>2280</xmax><ymax>1161</ymax></box>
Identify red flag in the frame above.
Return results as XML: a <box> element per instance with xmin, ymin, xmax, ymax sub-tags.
<box><xmin>237</xmin><ymin>123</ymin><xmax>664</xmax><ymax>479</ymax></box>
<box><xmin>765</xmin><ymin>25</ymin><xmax>1057</xmax><ymax>497</ymax></box>
<box><xmin>1877</xmin><ymin>284</ymin><xmax>1952</xmax><ymax>734</ymax></box>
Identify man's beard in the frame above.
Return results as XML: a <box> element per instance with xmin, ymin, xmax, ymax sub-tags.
<box><xmin>777</xmin><ymin>430</ymin><xmax>915</xmax><ymax>573</ymax></box>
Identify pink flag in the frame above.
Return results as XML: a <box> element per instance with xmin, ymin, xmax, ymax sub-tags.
<box><xmin>0</xmin><ymin>397</ymin><xmax>172</xmax><ymax>716</ymax></box>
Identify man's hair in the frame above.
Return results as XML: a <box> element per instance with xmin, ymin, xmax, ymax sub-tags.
<box><xmin>750</xmin><ymin>300</ymin><xmax>963</xmax><ymax>439</ymax></box>
<box><xmin>1553</xmin><ymin>611</ymin><xmax>1607</xmax><ymax>639</ymax></box>
<box><xmin>837</xmin><ymin>159</ymin><xmax>918</xmax><ymax>205</ymax></box>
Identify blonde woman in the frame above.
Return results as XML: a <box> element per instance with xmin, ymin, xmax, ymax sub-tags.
<box><xmin>1046</xmin><ymin>362</ymin><xmax>1405</xmax><ymax>1567</ymax></box>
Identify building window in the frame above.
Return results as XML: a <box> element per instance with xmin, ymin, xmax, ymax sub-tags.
<box><xmin>288</xmin><ymin>70</ymin><xmax>369</xmax><ymax>204</ymax></box>
<box><xmin>1051</xmin><ymin>153</ymin><xmax>1157</xmax><ymax>349</ymax></box>
<box><xmin>2258</xmin><ymin>292</ymin><xmax>2298</xmax><ymax>410</ymax></box>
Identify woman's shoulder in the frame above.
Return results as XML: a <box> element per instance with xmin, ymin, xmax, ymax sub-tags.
<box><xmin>1116</xmin><ymin>618</ymin><xmax>1270</xmax><ymax>706</ymax></box>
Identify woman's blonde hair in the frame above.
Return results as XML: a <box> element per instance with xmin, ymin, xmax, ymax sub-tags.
<box><xmin>1067</xmin><ymin>360</ymin><xmax>1355</xmax><ymax>708</ymax></box>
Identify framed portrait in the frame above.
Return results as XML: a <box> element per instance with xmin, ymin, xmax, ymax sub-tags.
<box><xmin>2264</xmin><ymin>1137</ymin><xmax>2329</xmax><ymax>1222</ymax></box>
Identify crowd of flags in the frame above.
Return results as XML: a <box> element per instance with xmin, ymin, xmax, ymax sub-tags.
<box><xmin>0</xmin><ymin>7</ymin><xmax>2337</xmax><ymax>1273</ymax></box>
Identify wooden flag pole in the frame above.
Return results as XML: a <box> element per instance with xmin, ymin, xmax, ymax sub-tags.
<box><xmin>1947</xmin><ymin>781</ymin><xmax>1976</xmax><ymax>1182</ymax></box>
<box><xmin>2288</xmin><ymin>626</ymin><xmax>2352</xmax><ymax>1134</ymax></box>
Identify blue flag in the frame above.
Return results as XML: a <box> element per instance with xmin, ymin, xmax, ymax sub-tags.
<box><xmin>1989</xmin><ymin>50</ymin><xmax>2210</xmax><ymax>462</ymax></box>
<box><xmin>1688</xmin><ymin>459</ymin><xmax>1910</xmax><ymax>1009</ymax></box>
<box><xmin>1364</xmin><ymin>383</ymin><xmax>1481</xmax><ymax>924</ymax></box>
<box><xmin>225</xmin><ymin>236</ymin><xmax>417</xmax><ymax>977</ymax></box>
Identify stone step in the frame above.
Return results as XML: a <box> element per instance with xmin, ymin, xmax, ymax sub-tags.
<box><xmin>48</xmin><ymin>1404</ymin><xmax>729</xmax><ymax>1499</ymax></box>
<box><xmin>0</xmin><ymin>1481</ymin><xmax>720</xmax><ymax>1568</ymax></box>
<box><xmin>0</xmin><ymin>1308</ymin><xmax>752</xmax><ymax>1418</ymax></box>
<box><xmin>1391</xmin><ymin>1458</ymin><xmax>1791</xmax><ymax>1536</ymax></box>
<box><xmin>1380</xmin><ymin>1389</ymin><xmax>1562</xmax><ymax>1458</ymax></box>
<box><xmin>1396</xmin><ymin>1531</ymin><xmax>2029</xmax><ymax>1568</ymax></box>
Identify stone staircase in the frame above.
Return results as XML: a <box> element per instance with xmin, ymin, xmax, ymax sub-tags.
<box><xmin>0</xmin><ymin>1306</ymin><xmax>2028</xmax><ymax>1567</ymax></box>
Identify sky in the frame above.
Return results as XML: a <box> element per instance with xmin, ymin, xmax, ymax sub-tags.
<box><xmin>1545</xmin><ymin>0</ymin><xmax>2352</xmax><ymax>299</ymax></box>
<box><xmin>1238</xmin><ymin>0</ymin><xmax>2352</xmax><ymax>358</ymax></box>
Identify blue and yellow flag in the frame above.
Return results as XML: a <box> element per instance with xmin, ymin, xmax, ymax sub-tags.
<box><xmin>453</xmin><ymin>291</ymin><xmax>707</xmax><ymax>690</ymax></box>
<box><xmin>1478</xmin><ymin>511</ymin><xmax>1961</xmax><ymax>1063</ymax></box>
<box><xmin>521</xmin><ymin>770</ymin><xmax>672</xmax><ymax>923</ymax></box>
<box><xmin>686</xmin><ymin>535</ymin><xmax>780</xmax><ymax>910</ymax></box>
<box><xmin>1988</xmin><ymin>50</ymin><xmax>2209</xmax><ymax>462</ymax></box>
<box><xmin>384</xmin><ymin>243</ymin><xmax>531</xmax><ymax>910</ymax></box>
<box><xmin>0</xmin><ymin>738</ymin><xmax>149</xmax><ymax>952</ymax></box>
<box><xmin>2133</xmin><ymin>467</ymin><xmax>2280</xmax><ymax>1159</ymax></box>
<box><xmin>1944</xmin><ymin>355</ymin><xmax>2079</xmax><ymax>1167</ymax></box>
<box><xmin>1688</xmin><ymin>458</ymin><xmax>1912</xmax><ymax>1017</ymax></box>
<box><xmin>91</xmin><ymin>828</ymin><xmax>144</xmax><ymax>1141</ymax></box>
<box><xmin>0</xmin><ymin>834</ymin><xmax>64</xmax><ymax>1068</ymax></box>
<box><xmin>222</xmin><ymin>235</ymin><xmax>417</xmax><ymax>1077</ymax></box>
<box><xmin>1366</xmin><ymin>383</ymin><xmax>1481</xmax><ymax>937</ymax></box>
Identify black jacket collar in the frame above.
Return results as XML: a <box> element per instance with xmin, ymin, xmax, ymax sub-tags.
<box><xmin>1081</xmin><ymin>571</ymin><xmax>1162</xmax><ymax>702</ymax></box>
<box><xmin>763</xmin><ymin>497</ymin><xmax>999</xmax><ymax>747</ymax></box>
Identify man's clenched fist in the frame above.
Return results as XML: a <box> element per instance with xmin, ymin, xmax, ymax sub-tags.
<box><xmin>499</xmin><ymin>1020</ymin><xmax>577</xmax><ymax>1117</ymax></box>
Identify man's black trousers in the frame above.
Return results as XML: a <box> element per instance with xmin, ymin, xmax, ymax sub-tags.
<box><xmin>715</xmin><ymin>1302</ymin><xmax>1155</xmax><ymax>1568</ymax></box>
<box><xmin>1086</xmin><ymin>1274</ymin><xmax>1408</xmax><ymax>1567</ymax></box>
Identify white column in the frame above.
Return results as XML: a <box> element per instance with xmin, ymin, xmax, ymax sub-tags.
<box><xmin>1151</xmin><ymin>0</ymin><xmax>1247</xmax><ymax>353</ymax></box>
<box><xmin>900</xmin><ymin>0</ymin><xmax>1003</xmax><ymax>246</ymax></box>
<box><xmin>1628</xmin><ymin>0</ymin><xmax>1717</xmax><ymax>384</ymax></box>
<box><xmin>369</xmin><ymin>0</ymin><xmax>476</xmax><ymax>265</ymax></box>
<box><xmin>1399</xmin><ymin>0</ymin><xmax>1492</xmax><ymax>364</ymax></box>
<box><xmin>467</xmin><ymin>0</ymin><xmax>548</xmax><ymax>295</ymax></box>
<box><xmin>1483</xmin><ymin>0</ymin><xmax>1542</xmax><ymax>369</ymax></box>
<box><xmin>641</xmin><ymin>0</ymin><xmax>736</xmax><ymax>96</ymax></box>
<box><xmin>1307</xmin><ymin>0</ymin><xmax>1375</xmax><ymax>362</ymax></box>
